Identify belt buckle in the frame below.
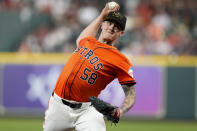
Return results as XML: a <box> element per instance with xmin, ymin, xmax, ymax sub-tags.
<box><xmin>61</xmin><ymin>99</ymin><xmax>82</xmax><ymax>109</ymax></box>
<box><xmin>75</xmin><ymin>103</ymin><xmax>82</xmax><ymax>109</ymax></box>
<box><xmin>70</xmin><ymin>103</ymin><xmax>76</xmax><ymax>108</ymax></box>
<box><xmin>70</xmin><ymin>103</ymin><xmax>82</xmax><ymax>109</ymax></box>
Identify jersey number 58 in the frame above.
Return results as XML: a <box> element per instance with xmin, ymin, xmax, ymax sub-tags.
<box><xmin>80</xmin><ymin>67</ymin><xmax>98</xmax><ymax>85</ymax></box>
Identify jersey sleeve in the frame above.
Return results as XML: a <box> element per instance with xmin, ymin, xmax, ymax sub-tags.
<box><xmin>78</xmin><ymin>36</ymin><xmax>97</xmax><ymax>47</ymax></box>
<box><xmin>115</xmin><ymin>58</ymin><xmax>136</xmax><ymax>86</ymax></box>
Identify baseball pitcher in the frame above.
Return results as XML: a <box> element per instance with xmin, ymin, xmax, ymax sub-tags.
<box><xmin>43</xmin><ymin>2</ymin><xmax>136</xmax><ymax>131</ymax></box>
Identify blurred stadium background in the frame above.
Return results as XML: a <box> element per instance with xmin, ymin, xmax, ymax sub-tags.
<box><xmin>0</xmin><ymin>0</ymin><xmax>197</xmax><ymax>130</ymax></box>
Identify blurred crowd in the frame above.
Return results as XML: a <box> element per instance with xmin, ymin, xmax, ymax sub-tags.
<box><xmin>0</xmin><ymin>0</ymin><xmax>196</xmax><ymax>55</ymax></box>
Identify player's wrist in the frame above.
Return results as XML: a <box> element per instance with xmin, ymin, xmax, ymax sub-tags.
<box><xmin>100</xmin><ymin>8</ymin><xmax>109</xmax><ymax>19</ymax></box>
<box><xmin>119</xmin><ymin>108</ymin><xmax>124</xmax><ymax>117</ymax></box>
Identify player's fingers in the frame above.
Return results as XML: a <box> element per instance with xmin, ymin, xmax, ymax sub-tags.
<box><xmin>105</xmin><ymin>3</ymin><xmax>109</xmax><ymax>10</ymax></box>
<box><xmin>116</xmin><ymin>4</ymin><xmax>120</xmax><ymax>11</ymax></box>
<box><xmin>112</xmin><ymin>5</ymin><xmax>119</xmax><ymax>12</ymax></box>
<box><xmin>102</xmin><ymin>3</ymin><xmax>111</xmax><ymax>16</ymax></box>
<box><xmin>114</xmin><ymin>108</ymin><xmax>120</xmax><ymax>118</ymax></box>
<box><xmin>111</xmin><ymin>108</ymin><xmax>120</xmax><ymax>118</ymax></box>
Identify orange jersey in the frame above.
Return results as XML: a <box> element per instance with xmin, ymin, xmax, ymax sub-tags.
<box><xmin>54</xmin><ymin>36</ymin><xmax>136</xmax><ymax>102</ymax></box>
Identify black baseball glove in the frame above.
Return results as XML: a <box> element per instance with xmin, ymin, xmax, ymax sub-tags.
<box><xmin>89</xmin><ymin>96</ymin><xmax>120</xmax><ymax>123</ymax></box>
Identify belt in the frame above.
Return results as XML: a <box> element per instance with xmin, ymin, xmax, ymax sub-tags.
<box><xmin>52</xmin><ymin>92</ymin><xmax>82</xmax><ymax>109</ymax></box>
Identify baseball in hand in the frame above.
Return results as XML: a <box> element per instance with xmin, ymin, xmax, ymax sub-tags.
<box><xmin>108</xmin><ymin>1</ymin><xmax>118</xmax><ymax>10</ymax></box>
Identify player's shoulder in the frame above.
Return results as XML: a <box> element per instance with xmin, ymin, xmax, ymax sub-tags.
<box><xmin>84</xmin><ymin>36</ymin><xmax>97</xmax><ymax>42</ymax></box>
<box><xmin>78</xmin><ymin>36</ymin><xmax>98</xmax><ymax>47</ymax></box>
<box><xmin>113</xmin><ymin>49</ymin><xmax>130</xmax><ymax>63</ymax></box>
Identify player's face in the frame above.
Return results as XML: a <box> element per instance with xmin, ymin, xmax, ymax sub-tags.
<box><xmin>101</xmin><ymin>21</ymin><xmax>124</xmax><ymax>42</ymax></box>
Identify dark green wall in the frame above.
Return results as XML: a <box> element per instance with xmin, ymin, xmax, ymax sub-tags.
<box><xmin>166</xmin><ymin>67</ymin><xmax>196</xmax><ymax>119</ymax></box>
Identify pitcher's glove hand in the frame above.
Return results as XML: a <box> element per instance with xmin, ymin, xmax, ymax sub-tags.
<box><xmin>89</xmin><ymin>96</ymin><xmax>120</xmax><ymax>123</ymax></box>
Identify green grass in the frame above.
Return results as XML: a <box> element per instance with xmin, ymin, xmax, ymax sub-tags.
<box><xmin>0</xmin><ymin>118</ymin><xmax>197</xmax><ymax>131</ymax></box>
<box><xmin>0</xmin><ymin>117</ymin><xmax>43</xmax><ymax>131</ymax></box>
<box><xmin>107</xmin><ymin>120</ymin><xmax>197</xmax><ymax>131</ymax></box>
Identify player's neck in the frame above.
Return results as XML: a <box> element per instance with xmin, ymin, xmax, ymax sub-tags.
<box><xmin>98</xmin><ymin>37</ymin><xmax>113</xmax><ymax>46</ymax></box>
<box><xmin>103</xmin><ymin>40</ymin><xmax>113</xmax><ymax>46</ymax></box>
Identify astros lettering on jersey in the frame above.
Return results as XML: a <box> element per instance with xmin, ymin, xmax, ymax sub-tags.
<box><xmin>54</xmin><ymin>36</ymin><xmax>136</xmax><ymax>102</ymax></box>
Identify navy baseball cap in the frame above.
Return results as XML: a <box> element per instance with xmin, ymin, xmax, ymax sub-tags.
<box><xmin>104</xmin><ymin>11</ymin><xmax>127</xmax><ymax>31</ymax></box>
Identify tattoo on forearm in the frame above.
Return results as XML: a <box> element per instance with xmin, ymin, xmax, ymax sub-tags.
<box><xmin>120</xmin><ymin>85</ymin><xmax>136</xmax><ymax>115</ymax></box>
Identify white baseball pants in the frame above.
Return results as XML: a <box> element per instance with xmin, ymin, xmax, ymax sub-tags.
<box><xmin>43</xmin><ymin>93</ymin><xmax>106</xmax><ymax>131</ymax></box>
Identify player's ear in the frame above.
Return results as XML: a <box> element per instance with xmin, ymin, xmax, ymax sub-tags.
<box><xmin>119</xmin><ymin>31</ymin><xmax>124</xmax><ymax>37</ymax></box>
